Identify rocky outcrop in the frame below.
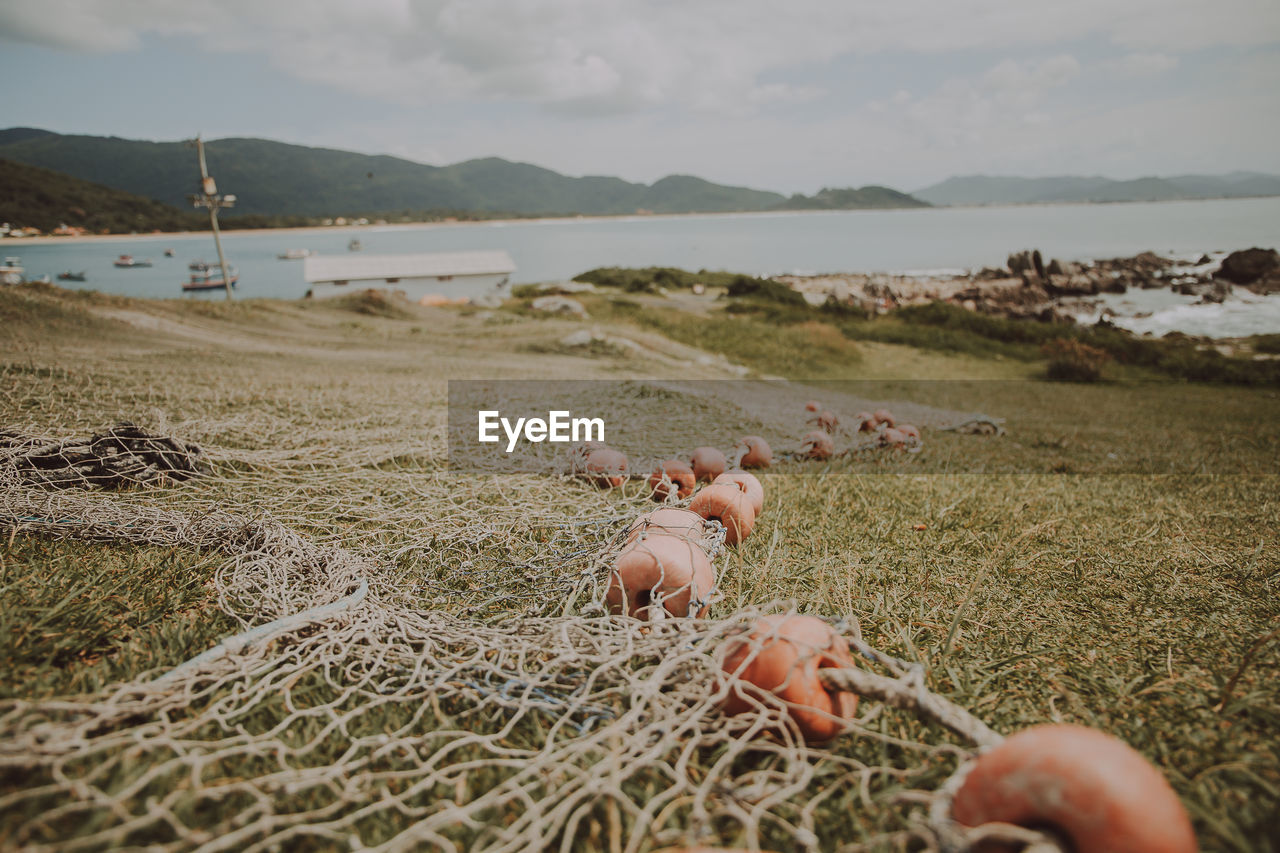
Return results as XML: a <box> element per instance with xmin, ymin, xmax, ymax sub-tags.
<box><xmin>1216</xmin><ymin>247</ymin><xmax>1280</xmax><ymax>293</ymax></box>
<box><xmin>530</xmin><ymin>296</ymin><xmax>587</xmax><ymax>317</ymax></box>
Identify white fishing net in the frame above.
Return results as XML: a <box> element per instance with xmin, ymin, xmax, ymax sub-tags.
<box><xmin>0</xmin><ymin>390</ymin><xmax>1033</xmax><ymax>853</ymax></box>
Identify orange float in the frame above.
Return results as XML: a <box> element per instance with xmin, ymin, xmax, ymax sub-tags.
<box><xmin>606</xmin><ymin>534</ymin><xmax>715</xmax><ymax>620</ymax></box>
<box><xmin>880</xmin><ymin>427</ymin><xmax>907</xmax><ymax>449</ymax></box>
<box><xmin>733</xmin><ymin>435</ymin><xmax>773</xmax><ymax>469</ymax></box>
<box><xmin>713</xmin><ymin>470</ymin><xmax>764</xmax><ymax>516</ymax></box>
<box><xmin>801</xmin><ymin>430</ymin><xmax>834</xmax><ymax>460</ymax></box>
<box><xmin>583</xmin><ymin>447</ymin><xmax>628</xmax><ymax>488</ymax></box>
<box><xmin>804</xmin><ymin>400</ymin><xmax>820</xmax><ymax>412</ymax></box>
<box><xmin>625</xmin><ymin>507</ymin><xmax>707</xmax><ymax>544</ymax></box>
<box><xmin>689</xmin><ymin>483</ymin><xmax>756</xmax><ymax>545</ymax></box>
<box><xmin>872</xmin><ymin>408</ymin><xmax>895</xmax><ymax>427</ymax></box>
<box><xmin>815</xmin><ymin>410</ymin><xmax>839</xmax><ymax>434</ymax></box>
<box><xmin>690</xmin><ymin>446</ymin><xmax>728</xmax><ymax>482</ymax></box>
<box><xmin>719</xmin><ymin>614</ymin><xmax>859</xmax><ymax>743</ymax></box>
<box><xmin>899</xmin><ymin>424</ymin><xmax>920</xmax><ymax>441</ymax></box>
<box><xmin>854</xmin><ymin>411</ymin><xmax>876</xmax><ymax>432</ymax></box>
<box><xmin>951</xmin><ymin>724</ymin><xmax>1196</xmax><ymax>853</ymax></box>
<box><xmin>648</xmin><ymin>459</ymin><xmax>696</xmax><ymax>501</ymax></box>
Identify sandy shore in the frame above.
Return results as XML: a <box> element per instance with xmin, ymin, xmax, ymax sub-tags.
<box><xmin>0</xmin><ymin>208</ymin><xmax>812</xmax><ymax>247</ymax></box>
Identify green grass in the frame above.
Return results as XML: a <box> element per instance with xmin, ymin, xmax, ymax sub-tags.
<box><xmin>1</xmin><ymin>283</ymin><xmax>1277</xmax><ymax>850</ymax></box>
<box><xmin>0</xmin><ymin>537</ymin><xmax>234</xmax><ymax>699</ymax></box>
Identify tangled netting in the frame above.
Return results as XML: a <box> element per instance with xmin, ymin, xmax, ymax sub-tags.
<box><xmin>0</xmin><ymin>421</ymin><xmax>1044</xmax><ymax>853</ymax></box>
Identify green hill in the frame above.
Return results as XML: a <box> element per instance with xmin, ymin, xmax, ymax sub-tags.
<box><xmin>776</xmin><ymin>185</ymin><xmax>930</xmax><ymax>210</ymax></box>
<box><xmin>0</xmin><ymin>158</ymin><xmax>202</xmax><ymax>233</ymax></box>
<box><xmin>914</xmin><ymin>172</ymin><xmax>1280</xmax><ymax>206</ymax></box>
<box><xmin>0</xmin><ymin>128</ymin><xmax>929</xmax><ymax>222</ymax></box>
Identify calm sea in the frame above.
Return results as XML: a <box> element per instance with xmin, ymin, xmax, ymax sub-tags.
<box><xmin>7</xmin><ymin>197</ymin><xmax>1280</xmax><ymax>335</ymax></box>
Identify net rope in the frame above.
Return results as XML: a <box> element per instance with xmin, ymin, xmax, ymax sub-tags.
<box><xmin>0</xmin><ymin>422</ymin><xmax>1029</xmax><ymax>853</ymax></box>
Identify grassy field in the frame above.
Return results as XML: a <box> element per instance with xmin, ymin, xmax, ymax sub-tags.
<box><xmin>1</xmin><ymin>281</ymin><xmax>1277</xmax><ymax>851</ymax></box>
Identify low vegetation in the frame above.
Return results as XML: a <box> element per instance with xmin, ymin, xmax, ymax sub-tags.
<box><xmin>565</xmin><ymin>266</ymin><xmax>1280</xmax><ymax>386</ymax></box>
<box><xmin>1</xmin><ymin>282</ymin><xmax>1276</xmax><ymax>849</ymax></box>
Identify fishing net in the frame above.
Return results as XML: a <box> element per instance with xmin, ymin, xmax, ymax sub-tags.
<box><xmin>0</xmin><ymin>382</ymin><xmax>1036</xmax><ymax>853</ymax></box>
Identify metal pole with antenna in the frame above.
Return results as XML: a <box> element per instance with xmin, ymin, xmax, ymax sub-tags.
<box><xmin>187</xmin><ymin>135</ymin><xmax>237</xmax><ymax>300</ymax></box>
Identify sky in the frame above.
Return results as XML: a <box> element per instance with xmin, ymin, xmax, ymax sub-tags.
<box><xmin>1</xmin><ymin>0</ymin><xmax>1279</xmax><ymax>195</ymax></box>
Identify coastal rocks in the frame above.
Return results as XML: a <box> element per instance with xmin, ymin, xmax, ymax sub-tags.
<box><xmin>1174</xmin><ymin>279</ymin><xmax>1232</xmax><ymax>303</ymax></box>
<box><xmin>531</xmin><ymin>295</ymin><xmax>587</xmax><ymax>318</ymax></box>
<box><xmin>1216</xmin><ymin>247</ymin><xmax>1280</xmax><ymax>293</ymax></box>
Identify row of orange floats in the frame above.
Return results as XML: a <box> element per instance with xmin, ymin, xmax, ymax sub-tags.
<box><xmin>800</xmin><ymin>401</ymin><xmax>922</xmax><ymax>460</ymax></box>
<box><xmin>570</xmin><ymin>426</ymin><xmax>1195</xmax><ymax>852</ymax></box>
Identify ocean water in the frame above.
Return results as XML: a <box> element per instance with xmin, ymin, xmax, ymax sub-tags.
<box><xmin>7</xmin><ymin>197</ymin><xmax>1280</xmax><ymax>336</ymax></box>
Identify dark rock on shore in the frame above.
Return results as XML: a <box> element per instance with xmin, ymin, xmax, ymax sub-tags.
<box><xmin>1216</xmin><ymin>247</ymin><xmax>1280</xmax><ymax>293</ymax></box>
<box><xmin>1216</xmin><ymin>247</ymin><xmax>1278</xmax><ymax>284</ymax></box>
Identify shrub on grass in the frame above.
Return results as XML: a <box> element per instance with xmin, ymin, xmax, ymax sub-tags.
<box><xmin>1043</xmin><ymin>338</ymin><xmax>1110</xmax><ymax>382</ymax></box>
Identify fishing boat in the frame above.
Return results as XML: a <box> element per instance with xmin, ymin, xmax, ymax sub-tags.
<box><xmin>184</xmin><ymin>266</ymin><xmax>238</xmax><ymax>292</ymax></box>
<box><xmin>278</xmin><ymin>248</ymin><xmax>313</xmax><ymax>260</ymax></box>
<box><xmin>114</xmin><ymin>254</ymin><xmax>153</xmax><ymax>268</ymax></box>
<box><xmin>57</xmin><ymin>271</ymin><xmax>87</xmax><ymax>282</ymax></box>
<box><xmin>185</xmin><ymin>135</ymin><xmax>239</xmax><ymax>299</ymax></box>
<box><xmin>1</xmin><ymin>257</ymin><xmax>22</xmax><ymax>286</ymax></box>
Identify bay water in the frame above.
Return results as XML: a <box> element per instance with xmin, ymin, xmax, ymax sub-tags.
<box><xmin>7</xmin><ymin>196</ymin><xmax>1280</xmax><ymax>336</ymax></box>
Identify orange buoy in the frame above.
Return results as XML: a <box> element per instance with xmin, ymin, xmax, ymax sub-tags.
<box><xmin>804</xmin><ymin>400</ymin><xmax>821</xmax><ymax>412</ymax></box>
<box><xmin>648</xmin><ymin>459</ymin><xmax>696</xmax><ymax>501</ymax></box>
<box><xmin>625</xmin><ymin>507</ymin><xmax>708</xmax><ymax>544</ymax></box>
<box><xmin>713</xmin><ymin>470</ymin><xmax>764</xmax><ymax>516</ymax></box>
<box><xmin>801</xmin><ymin>430</ymin><xmax>834</xmax><ymax>460</ymax></box>
<box><xmin>951</xmin><ymin>724</ymin><xmax>1197</xmax><ymax>853</ymax></box>
<box><xmin>854</xmin><ymin>411</ymin><xmax>876</xmax><ymax>432</ymax></box>
<box><xmin>872</xmin><ymin>408</ymin><xmax>895</xmax><ymax>427</ymax></box>
<box><xmin>719</xmin><ymin>614</ymin><xmax>859</xmax><ymax>743</ymax></box>
<box><xmin>690</xmin><ymin>446</ymin><xmax>728</xmax><ymax>482</ymax></box>
<box><xmin>606</xmin><ymin>534</ymin><xmax>715</xmax><ymax>620</ymax></box>
<box><xmin>689</xmin><ymin>483</ymin><xmax>756</xmax><ymax>546</ymax></box>
<box><xmin>734</xmin><ymin>435</ymin><xmax>773</xmax><ymax>469</ymax></box>
<box><xmin>815</xmin><ymin>410</ymin><xmax>839</xmax><ymax>434</ymax></box>
<box><xmin>880</xmin><ymin>427</ymin><xmax>907</xmax><ymax>449</ymax></box>
<box><xmin>899</xmin><ymin>424</ymin><xmax>920</xmax><ymax>441</ymax></box>
<box><xmin>584</xmin><ymin>447</ymin><xmax>628</xmax><ymax>488</ymax></box>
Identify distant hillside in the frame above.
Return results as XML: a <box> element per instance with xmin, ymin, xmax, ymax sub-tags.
<box><xmin>0</xmin><ymin>158</ymin><xmax>202</xmax><ymax>233</ymax></box>
<box><xmin>914</xmin><ymin>172</ymin><xmax>1280</xmax><ymax>206</ymax></box>
<box><xmin>0</xmin><ymin>129</ymin><xmax>792</xmax><ymax>219</ymax></box>
<box><xmin>776</xmin><ymin>185</ymin><xmax>930</xmax><ymax>210</ymax></box>
<box><xmin>0</xmin><ymin>128</ymin><xmax>933</xmax><ymax>221</ymax></box>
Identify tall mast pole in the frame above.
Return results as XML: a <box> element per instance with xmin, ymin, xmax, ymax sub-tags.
<box><xmin>189</xmin><ymin>135</ymin><xmax>236</xmax><ymax>300</ymax></box>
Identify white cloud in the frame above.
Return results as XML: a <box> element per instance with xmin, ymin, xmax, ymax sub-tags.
<box><xmin>1</xmin><ymin>0</ymin><xmax>1276</xmax><ymax>116</ymax></box>
<box><xmin>1102</xmin><ymin>53</ymin><xmax>1180</xmax><ymax>78</ymax></box>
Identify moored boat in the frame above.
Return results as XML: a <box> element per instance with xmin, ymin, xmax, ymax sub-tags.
<box><xmin>183</xmin><ymin>266</ymin><xmax>239</xmax><ymax>292</ymax></box>
<box><xmin>1</xmin><ymin>256</ymin><xmax>23</xmax><ymax>286</ymax></box>
<box><xmin>57</xmin><ymin>271</ymin><xmax>87</xmax><ymax>282</ymax></box>
<box><xmin>115</xmin><ymin>254</ymin><xmax>153</xmax><ymax>268</ymax></box>
<box><xmin>278</xmin><ymin>248</ymin><xmax>313</xmax><ymax>260</ymax></box>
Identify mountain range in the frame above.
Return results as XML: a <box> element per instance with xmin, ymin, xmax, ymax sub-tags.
<box><xmin>0</xmin><ymin>128</ymin><xmax>928</xmax><ymax>222</ymax></box>
<box><xmin>3</xmin><ymin>128</ymin><xmax>1277</xmax><ymax>228</ymax></box>
<box><xmin>913</xmin><ymin>173</ymin><xmax>1280</xmax><ymax>206</ymax></box>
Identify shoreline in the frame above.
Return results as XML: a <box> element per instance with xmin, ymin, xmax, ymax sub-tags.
<box><xmin>6</xmin><ymin>195</ymin><xmax>1280</xmax><ymax>247</ymax></box>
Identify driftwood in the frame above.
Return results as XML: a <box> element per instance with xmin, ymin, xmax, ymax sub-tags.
<box><xmin>0</xmin><ymin>423</ymin><xmax>206</xmax><ymax>489</ymax></box>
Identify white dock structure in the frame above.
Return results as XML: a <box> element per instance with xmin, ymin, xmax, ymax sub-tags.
<box><xmin>303</xmin><ymin>250</ymin><xmax>515</xmax><ymax>302</ymax></box>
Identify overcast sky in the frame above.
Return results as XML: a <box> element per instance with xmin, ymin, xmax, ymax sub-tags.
<box><xmin>1</xmin><ymin>0</ymin><xmax>1278</xmax><ymax>194</ymax></box>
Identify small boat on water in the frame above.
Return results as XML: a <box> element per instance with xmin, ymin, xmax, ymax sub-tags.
<box><xmin>115</xmin><ymin>254</ymin><xmax>153</xmax><ymax>268</ymax></box>
<box><xmin>164</xmin><ymin>248</ymin><xmax>176</xmax><ymax>257</ymax></box>
<box><xmin>57</xmin><ymin>271</ymin><xmax>87</xmax><ymax>282</ymax></box>
<box><xmin>184</xmin><ymin>265</ymin><xmax>239</xmax><ymax>292</ymax></box>
<box><xmin>348</xmin><ymin>238</ymin><xmax>362</xmax><ymax>252</ymax></box>
<box><xmin>1</xmin><ymin>256</ymin><xmax>23</xmax><ymax>286</ymax></box>
<box><xmin>278</xmin><ymin>248</ymin><xmax>313</xmax><ymax>260</ymax></box>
